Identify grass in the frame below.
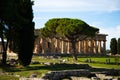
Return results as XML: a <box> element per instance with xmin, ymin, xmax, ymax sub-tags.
<box><xmin>32</xmin><ymin>56</ymin><xmax>120</xmax><ymax>69</ymax></box>
<box><xmin>78</xmin><ymin>57</ymin><xmax>114</xmax><ymax>62</ymax></box>
<box><xmin>0</xmin><ymin>55</ymin><xmax>120</xmax><ymax>79</ymax></box>
<box><xmin>88</xmin><ymin>63</ymin><xmax>120</xmax><ymax>69</ymax></box>
<box><xmin>31</xmin><ymin>56</ymin><xmax>120</xmax><ymax>70</ymax></box>
<box><xmin>0</xmin><ymin>75</ymin><xmax>19</xmax><ymax>80</ymax></box>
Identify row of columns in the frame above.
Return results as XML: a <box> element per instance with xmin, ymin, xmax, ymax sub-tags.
<box><xmin>77</xmin><ymin>40</ymin><xmax>106</xmax><ymax>54</ymax></box>
<box><xmin>34</xmin><ymin>38</ymin><xmax>106</xmax><ymax>54</ymax></box>
<box><xmin>55</xmin><ymin>39</ymin><xmax>106</xmax><ymax>54</ymax></box>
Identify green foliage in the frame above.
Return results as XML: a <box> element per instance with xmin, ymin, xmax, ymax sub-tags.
<box><xmin>0</xmin><ymin>0</ymin><xmax>34</xmax><ymax>66</ymax></box>
<box><xmin>41</xmin><ymin>18</ymin><xmax>99</xmax><ymax>40</ymax></box>
<box><xmin>41</xmin><ymin>18</ymin><xmax>99</xmax><ymax>61</ymax></box>
<box><xmin>0</xmin><ymin>0</ymin><xmax>23</xmax><ymax>64</ymax></box>
<box><xmin>117</xmin><ymin>38</ymin><xmax>120</xmax><ymax>54</ymax></box>
<box><xmin>110</xmin><ymin>38</ymin><xmax>117</xmax><ymax>55</ymax></box>
<box><xmin>106</xmin><ymin>49</ymin><xmax>111</xmax><ymax>54</ymax></box>
<box><xmin>16</xmin><ymin>0</ymin><xmax>34</xmax><ymax>66</ymax></box>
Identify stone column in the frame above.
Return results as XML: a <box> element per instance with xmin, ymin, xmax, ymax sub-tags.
<box><xmin>81</xmin><ymin>41</ymin><xmax>84</xmax><ymax>53</ymax></box>
<box><xmin>87</xmin><ymin>40</ymin><xmax>90</xmax><ymax>53</ymax></box>
<box><xmin>52</xmin><ymin>38</ymin><xmax>56</xmax><ymax>53</ymax></box>
<box><xmin>78</xmin><ymin>41</ymin><xmax>82</xmax><ymax>53</ymax></box>
<box><xmin>55</xmin><ymin>39</ymin><xmax>58</xmax><ymax>53</ymax></box>
<box><xmin>93</xmin><ymin>40</ymin><xmax>97</xmax><ymax>53</ymax></box>
<box><xmin>86</xmin><ymin>40</ymin><xmax>89</xmax><ymax>53</ymax></box>
<box><xmin>67</xmin><ymin>42</ymin><xmax>69</xmax><ymax>53</ymax></box>
<box><xmin>78</xmin><ymin>41</ymin><xmax>81</xmax><ymax>53</ymax></box>
<box><xmin>55</xmin><ymin>39</ymin><xmax>57</xmax><ymax>48</ymax></box>
<box><xmin>84</xmin><ymin>40</ymin><xmax>87</xmax><ymax>53</ymax></box>
<box><xmin>41</xmin><ymin>38</ymin><xmax>44</xmax><ymax>54</ymax></box>
<box><xmin>80</xmin><ymin>41</ymin><xmax>83</xmax><ymax>53</ymax></box>
<box><xmin>98</xmin><ymin>40</ymin><xmax>101</xmax><ymax>53</ymax></box>
<box><xmin>90</xmin><ymin>40</ymin><xmax>93</xmax><ymax>54</ymax></box>
<box><xmin>64</xmin><ymin>42</ymin><xmax>67</xmax><ymax>53</ymax></box>
<box><xmin>75</xmin><ymin>42</ymin><xmax>78</xmax><ymax>53</ymax></box>
<box><xmin>57</xmin><ymin>39</ymin><xmax>60</xmax><ymax>53</ymax></box>
<box><xmin>61</xmin><ymin>40</ymin><xmax>64</xmax><ymax>53</ymax></box>
<box><xmin>103</xmin><ymin>40</ymin><xmax>106</xmax><ymax>53</ymax></box>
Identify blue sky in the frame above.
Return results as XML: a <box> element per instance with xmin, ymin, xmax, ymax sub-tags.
<box><xmin>33</xmin><ymin>0</ymin><xmax>120</xmax><ymax>49</ymax></box>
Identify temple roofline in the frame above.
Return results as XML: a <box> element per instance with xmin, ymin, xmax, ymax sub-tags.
<box><xmin>96</xmin><ymin>33</ymin><xmax>108</xmax><ymax>36</ymax></box>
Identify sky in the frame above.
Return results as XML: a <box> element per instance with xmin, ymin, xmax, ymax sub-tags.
<box><xmin>32</xmin><ymin>0</ymin><xmax>120</xmax><ymax>49</ymax></box>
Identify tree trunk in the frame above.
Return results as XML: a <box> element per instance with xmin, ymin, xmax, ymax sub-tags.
<box><xmin>2</xmin><ymin>51</ymin><xmax>7</xmax><ymax>65</ymax></box>
<box><xmin>1</xmin><ymin>37</ymin><xmax>7</xmax><ymax>65</ymax></box>
<box><xmin>71</xmin><ymin>40</ymin><xmax>77</xmax><ymax>61</ymax></box>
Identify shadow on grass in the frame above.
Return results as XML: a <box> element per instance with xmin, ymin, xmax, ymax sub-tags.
<box><xmin>0</xmin><ymin>63</ymin><xmax>91</xmax><ymax>72</ymax></box>
<box><xmin>1</xmin><ymin>63</ymin><xmax>120</xmax><ymax>77</ymax></box>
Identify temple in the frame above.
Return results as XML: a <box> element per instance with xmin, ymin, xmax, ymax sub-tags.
<box><xmin>34</xmin><ymin>29</ymin><xmax>108</xmax><ymax>54</ymax></box>
<box><xmin>0</xmin><ymin>29</ymin><xmax>108</xmax><ymax>54</ymax></box>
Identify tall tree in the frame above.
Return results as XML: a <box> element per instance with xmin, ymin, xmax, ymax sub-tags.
<box><xmin>0</xmin><ymin>0</ymin><xmax>14</xmax><ymax>65</ymax></box>
<box><xmin>14</xmin><ymin>0</ymin><xmax>34</xmax><ymax>66</ymax></box>
<box><xmin>0</xmin><ymin>21</ymin><xmax>8</xmax><ymax>65</ymax></box>
<box><xmin>117</xmin><ymin>38</ymin><xmax>120</xmax><ymax>54</ymax></box>
<box><xmin>0</xmin><ymin>0</ymin><xmax>34</xmax><ymax>66</ymax></box>
<box><xmin>41</xmin><ymin>18</ymin><xmax>99</xmax><ymax>61</ymax></box>
<box><xmin>110</xmin><ymin>38</ymin><xmax>117</xmax><ymax>55</ymax></box>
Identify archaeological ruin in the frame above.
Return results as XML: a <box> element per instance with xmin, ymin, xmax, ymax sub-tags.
<box><xmin>34</xmin><ymin>29</ymin><xmax>108</xmax><ymax>54</ymax></box>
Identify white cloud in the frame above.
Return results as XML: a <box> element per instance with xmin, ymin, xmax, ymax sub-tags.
<box><xmin>116</xmin><ymin>25</ymin><xmax>120</xmax><ymax>34</ymax></box>
<box><xmin>32</xmin><ymin>0</ymin><xmax>120</xmax><ymax>50</ymax></box>
<box><xmin>99</xmin><ymin>25</ymin><xmax>120</xmax><ymax>49</ymax></box>
<box><xmin>33</xmin><ymin>0</ymin><xmax>120</xmax><ymax>12</ymax></box>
